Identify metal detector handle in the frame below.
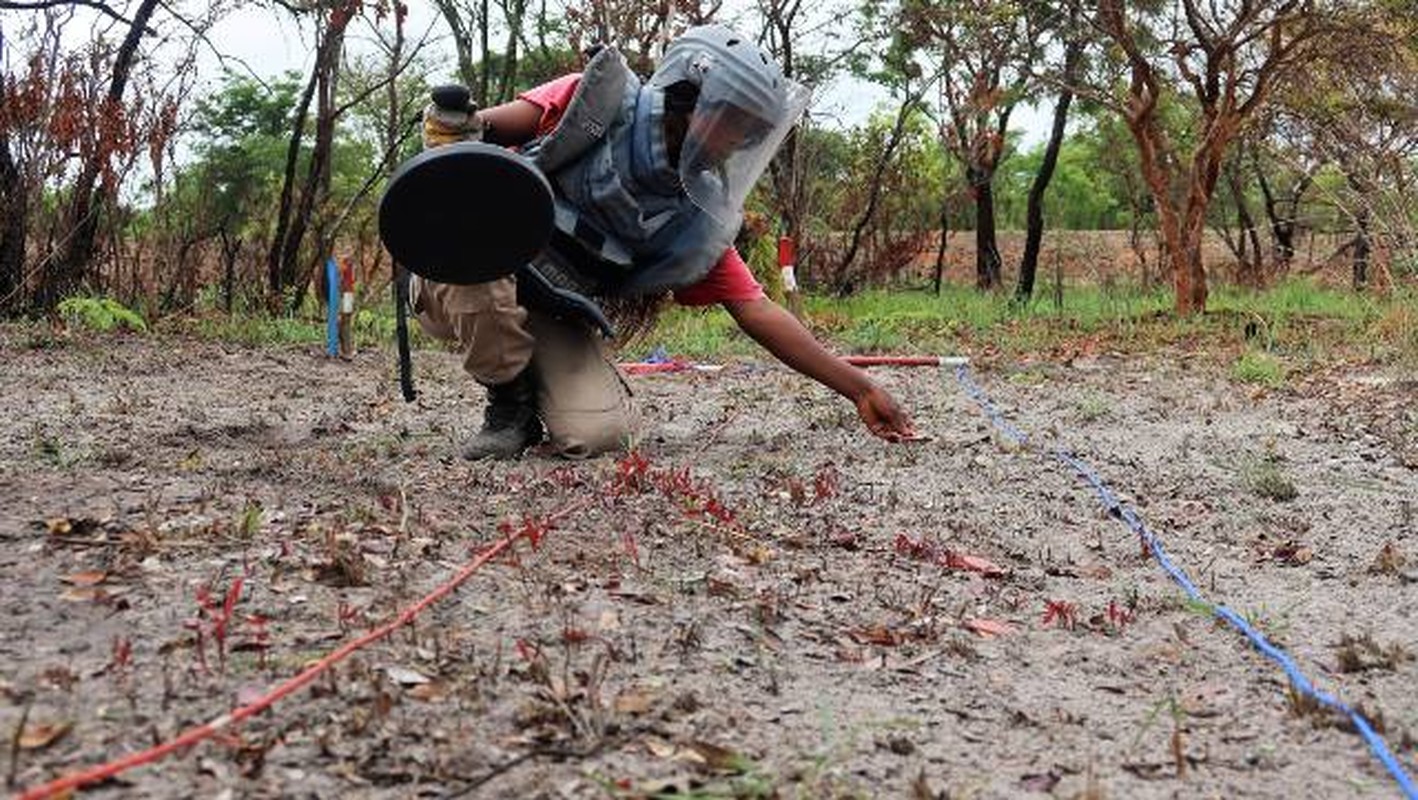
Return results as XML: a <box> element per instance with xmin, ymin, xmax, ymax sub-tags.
<box><xmin>394</xmin><ymin>264</ymin><xmax>417</xmax><ymax>402</ymax></box>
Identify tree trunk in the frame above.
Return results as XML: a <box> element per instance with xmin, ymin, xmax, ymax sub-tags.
<box><xmin>434</xmin><ymin>0</ymin><xmax>480</xmax><ymax>91</ymax></box>
<box><xmin>971</xmin><ymin>168</ymin><xmax>1002</xmax><ymax>290</ymax></box>
<box><xmin>45</xmin><ymin>0</ymin><xmax>160</xmax><ymax>308</ymax></box>
<box><xmin>835</xmin><ymin>88</ymin><xmax>919</xmax><ymax>290</ymax></box>
<box><xmin>0</xmin><ymin>133</ymin><xmax>24</xmax><ymax>314</ymax></box>
<box><xmin>1255</xmin><ymin>163</ymin><xmax>1309</xmax><ymax>276</ymax></box>
<box><xmin>1352</xmin><ymin>206</ymin><xmax>1371</xmax><ymax>290</ymax></box>
<box><xmin>268</xmin><ymin>5</ymin><xmax>351</xmax><ymax>311</ymax></box>
<box><xmin>284</xmin><ymin>45</ymin><xmax>344</xmax><ymax>314</ymax></box>
<box><xmin>267</xmin><ymin>66</ymin><xmax>320</xmax><ymax>308</ymax></box>
<box><xmin>220</xmin><ymin>228</ymin><xmax>240</xmax><ymax>314</ymax></box>
<box><xmin>933</xmin><ymin>196</ymin><xmax>948</xmax><ymax>296</ymax></box>
<box><xmin>1015</xmin><ymin>44</ymin><xmax>1078</xmax><ymax>304</ymax></box>
<box><xmin>1226</xmin><ymin>166</ymin><xmax>1262</xmax><ymax>286</ymax></box>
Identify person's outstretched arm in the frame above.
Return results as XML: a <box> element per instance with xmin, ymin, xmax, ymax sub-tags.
<box><xmin>722</xmin><ymin>296</ymin><xmax>917</xmax><ymax>441</ymax></box>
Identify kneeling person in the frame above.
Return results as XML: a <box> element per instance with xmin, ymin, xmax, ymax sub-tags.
<box><xmin>414</xmin><ymin>25</ymin><xmax>916</xmax><ymax>459</ymax></box>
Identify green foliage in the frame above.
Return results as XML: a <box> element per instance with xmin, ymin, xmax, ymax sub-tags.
<box><xmin>636</xmin><ymin>277</ymin><xmax>1412</xmax><ymax>368</ymax></box>
<box><xmin>56</xmin><ymin>296</ymin><xmax>148</xmax><ymax>333</ymax></box>
<box><xmin>635</xmin><ymin>307</ymin><xmax>757</xmax><ymax>360</ymax></box>
<box><xmin>1231</xmin><ymin>350</ymin><xmax>1286</xmax><ymax>387</ymax></box>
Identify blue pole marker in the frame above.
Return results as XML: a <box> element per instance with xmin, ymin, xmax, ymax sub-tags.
<box><xmin>326</xmin><ymin>257</ymin><xmax>339</xmax><ymax>357</ymax></box>
<box><xmin>952</xmin><ymin>363</ymin><xmax>1417</xmax><ymax>799</ymax></box>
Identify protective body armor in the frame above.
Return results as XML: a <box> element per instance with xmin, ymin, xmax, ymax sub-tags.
<box><xmin>522</xmin><ymin>47</ymin><xmax>737</xmax><ymax>298</ymax></box>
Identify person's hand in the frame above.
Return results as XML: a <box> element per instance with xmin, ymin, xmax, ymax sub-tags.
<box><xmin>422</xmin><ymin>103</ymin><xmax>484</xmax><ymax>149</ymax></box>
<box><xmin>854</xmin><ymin>384</ymin><xmax>918</xmax><ymax>442</ymax></box>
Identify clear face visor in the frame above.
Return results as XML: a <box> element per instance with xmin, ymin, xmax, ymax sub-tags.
<box><xmin>679</xmin><ymin>81</ymin><xmax>811</xmax><ymax>226</ymax></box>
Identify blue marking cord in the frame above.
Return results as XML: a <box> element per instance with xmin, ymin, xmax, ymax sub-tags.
<box><xmin>952</xmin><ymin>363</ymin><xmax>1417</xmax><ymax>799</ymax></box>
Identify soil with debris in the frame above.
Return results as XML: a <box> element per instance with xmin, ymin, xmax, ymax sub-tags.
<box><xmin>1</xmin><ymin>328</ymin><xmax>1415</xmax><ymax>799</ymax></box>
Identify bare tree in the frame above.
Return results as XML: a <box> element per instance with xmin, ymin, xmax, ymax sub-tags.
<box><xmin>44</xmin><ymin>0</ymin><xmax>162</xmax><ymax>308</ymax></box>
<box><xmin>1094</xmin><ymin>0</ymin><xmax>1331</xmax><ymax>314</ymax></box>
<box><xmin>899</xmin><ymin>1</ymin><xmax>1041</xmax><ymax>291</ymax></box>
<box><xmin>1274</xmin><ymin>15</ymin><xmax>1418</xmax><ymax>289</ymax></box>
<box><xmin>267</xmin><ymin>0</ymin><xmax>360</xmax><ymax>310</ymax></box>
<box><xmin>1016</xmin><ymin>3</ymin><xmax>1086</xmax><ymax>303</ymax></box>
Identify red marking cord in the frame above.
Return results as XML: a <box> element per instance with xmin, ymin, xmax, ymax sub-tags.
<box><xmin>16</xmin><ymin>498</ymin><xmax>592</xmax><ymax>800</ymax></box>
<box><xmin>619</xmin><ymin>355</ymin><xmax>966</xmax><ymax>375</ymax></box>
<box><xmin>843</xmin><ymin>356</ymin><xmax>963</xmax><ymax>367</ymax></box>
<box><xmin>618</xmin><ymin>361</ymin><xmax>693</xmax><ymax>375</ymax></box>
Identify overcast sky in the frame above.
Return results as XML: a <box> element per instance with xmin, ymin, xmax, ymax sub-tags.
<box><xmin>201</xmin><ymin>3</ymin><xmax>1053</xmax><ymax>146</ymax></box>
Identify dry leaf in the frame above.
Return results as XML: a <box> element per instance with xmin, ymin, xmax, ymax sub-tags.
<box><xmin>46</xmin><ymin>518</ymin><xmax>73</xmax><ymax>535</ymax></box>
<box><xmin>408</xmin><ymin>682</ymin><xmax>448</xmax><ymax>702</ymax></box>
<box><xmin>644</xmin><ymin>737</ymin><xmax>677</xmax><ymax>759</ymax></box>
<box><xmin>680</xmin><ymin>740</ymin><xmax>744</xmax><ymax>773</ymax></box>
<box><xmin>614</xmin><ymin>689</ymin><xmax>655</xmax><ymax>715</ymax></box>
<box><xmin>19</xmin><ymin>721</ymin><xmax>72</xmax><ymax>750</ymax></box>
<box><xmin>943</xmin><ymin>552</ymin><xmax>1006</xmax><ymax>577</ymax></box>
<box><xmin>1272</xmin><ymin>542</ymin><xmax>1313</xmax><ymax>566</ymax></box>
<box><xmin>384</xmin><ymin>666</ymin><xmax>431</xmax><ymax>686</ymax></box>
<box><xmin>745</xmin><ymin>544</ymin><xmax>774</xmax><ymax>565</ymax></box>
<box><xmin>1020</xmin><ymin>771</ymin><xmax>1061</xmax><ymax>792</ymax></box>
<box><xmin>962</xmin><ymin>618</ymin><xmax>1017</xmax><ymax>638</ymax></box>
<box><xmin>850</xmin><ymin>625</ymin><xmax>901</xmax><ymax>647</ymax></box>
<box><xmin>1370</xmin><ymin>541</ymin><xmax>1407</xmax><ymax>575</ymax></box>
<box><xmin>60</xmin><ymin>570</ymin><xmax>108</xmax><ymax>587</ymax></box>
<box><xmin>59</xmin><ymin>587</ymin><xmax>107</xmax><ymax>603</ymax></box>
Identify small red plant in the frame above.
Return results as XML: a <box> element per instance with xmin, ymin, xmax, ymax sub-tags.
<box><xmin>547</xmin><ymin>465</ymin><xmax>585</xmax><ymax>489</ymax></box>
<box><xmin>188</xmin><ymin>576</ymin><xmax>245</xmax><ymax>673</ymax></box>
<box><xmin>108</xmin><ymin>635</ymin><xmax>133</xmax><ymax>683</ymax></box>
<box><xmin>245</xmin><ymin>614</ymin><xmax>272</xmax><ymax>669</ymax></box>
<box><xmin>1042</xmin><ymin>599</ymin><xmax>1079</xmax><ymax>630</ymax></box>
<box><xmin>622</xmin><ymin>528</ymin><xmax>641</xmax><ymax>569</ymax></box>
<box><xmin>1105</xmin><ymin>600</ymin><xmax>1136</xmax><ymax>632</ymax></box>
<box><xmin>613</xmin><ymin>450</ymin><xmax>652</xmax><ymax>494</ymax></box>
<box><xmin>894</xmin><ymin>532</ymin><xmax>936</xmax><ymax>561</ymax></box>
<box><xmin>514</xmin><ymin>638</ymin><xmax>542</xmax><ymax>663</ymax></box>
<box><xmin>335</xmin><ymin>601</ymin><xmax>361</xmax><ymax>634</ymax></box>
<box><xmin>497</xmin><ymin>514</ymin><xmax>553</xmax><ymax>550</ymax></box>
<box><xmin>813</xmin><ymin>463</ymin><xmax>840</xmax><ymax>502</ymax></box>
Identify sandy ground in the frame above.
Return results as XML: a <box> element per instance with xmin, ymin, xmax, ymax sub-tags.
<box><xmin>1</xmin><ymin>329</ymin><xmax>1415</xmax><ymax>799</ymax></box>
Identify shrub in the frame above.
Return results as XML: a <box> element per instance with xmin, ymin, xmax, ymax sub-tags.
<box><xmin>56</xmin><ymin>296</ymin><xmax>147</xmax><ymax>333</ymax></box>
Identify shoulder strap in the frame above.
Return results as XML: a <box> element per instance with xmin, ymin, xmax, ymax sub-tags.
<box><xmin>530</xmin><ymin>47</ymin><xmax>633</xmax><ymax>174</ymax></box>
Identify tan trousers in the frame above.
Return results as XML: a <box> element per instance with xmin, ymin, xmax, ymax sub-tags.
<box><xmin>411</xmin><ymin>275</ymin><xmax>634</xmax><ymax>458</ymax></box>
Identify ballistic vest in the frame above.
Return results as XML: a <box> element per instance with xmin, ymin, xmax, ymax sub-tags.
<box><xmin>522</xmin><ymin>47</ymin><xmax>737</xmax><ymax>297</ymax></box>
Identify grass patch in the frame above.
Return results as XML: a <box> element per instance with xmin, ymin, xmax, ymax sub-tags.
<box><xmin>1231</xmin><ymin>350</ymin><xmax>1286</xmax><ymax>387</ymax></box>
<box><xmin>1242</xmin><ymin>454</ymin><xmax>1299</xmax><ymax>501</ymax></box>
<box><xmin>159</xmin><ymin>276</ymin><xmax>1414</xmax><ymax>369</ymax></box>
<box><xmin>179</xmin><ymin>298</ymin><xmax>440</xmax><ymax>350</ymax></box>
<box><xmin>634</xmin><ymin>306</ymin><xmax>758</xmax><ymax>360</ymax></box>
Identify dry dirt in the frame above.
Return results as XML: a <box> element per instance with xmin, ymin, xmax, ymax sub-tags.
<box><xmin>1</xmin><ymin>328</ymin><xmax>1416</xmax><ymax>799</ymax></box>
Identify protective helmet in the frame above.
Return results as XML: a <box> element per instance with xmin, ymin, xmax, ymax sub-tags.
<box><xmin>648</xmin><ymin>25</ymin><xmax>810</xmax><ymax>225</ymax></box>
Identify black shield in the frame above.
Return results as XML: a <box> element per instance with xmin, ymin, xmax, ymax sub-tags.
<box><xmin>378</xmin><ymin>142</ymin><xmax>554</xmax><ymax>284</ymax></box>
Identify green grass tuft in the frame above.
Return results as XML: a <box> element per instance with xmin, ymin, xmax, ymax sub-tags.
<box><xmin>1231</xmin><ymin>350</ymin><xmax>1286</xmax><ymax>387</ymax></box>
<box><xmin>57</xmin><ymin>296</ymin><xmax>147</xmax><ymax>333</ymax></box>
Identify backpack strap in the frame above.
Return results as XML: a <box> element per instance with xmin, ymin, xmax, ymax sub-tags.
<box><xmin>529</xmin><ymin>47</ymin><xmax>632</xmax><ymax>175</ymax></box>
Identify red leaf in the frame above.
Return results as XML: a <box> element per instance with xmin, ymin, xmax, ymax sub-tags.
<box><xmin>962</xmin><ymin>618</ymin><xmax>1016</xmax><ymax>638</ymax></box>
<box><xmin>942</xmin><ymin>551</ymin><xmax>1006</xmax><ymax>577</ymax></box>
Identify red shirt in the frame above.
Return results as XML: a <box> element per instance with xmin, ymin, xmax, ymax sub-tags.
<box><xmin>519</xmin><ymin>76</ymin><xmax>764</xmax><ymax>307</ymax></box>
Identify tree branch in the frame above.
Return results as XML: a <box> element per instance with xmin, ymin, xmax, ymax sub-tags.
<box><xmin>1</xmin><ymin>0</ymin><xmax>156</xmax><ymax>33</ymax></box>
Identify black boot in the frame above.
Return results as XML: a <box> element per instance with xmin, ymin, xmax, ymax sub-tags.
<box><xmin>462</xmin><ymin>370</ymin><xmax>543</xmax><ymax>460</ymax></box>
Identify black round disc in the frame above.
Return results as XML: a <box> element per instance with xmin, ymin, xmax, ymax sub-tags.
<box><xmin>378</xmin><ymin>142</ymin><xmax>554</xmax><ymax>284</ymax></box>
